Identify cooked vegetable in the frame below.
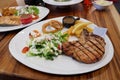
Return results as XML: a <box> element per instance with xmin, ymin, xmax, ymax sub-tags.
<box><xmin>42</xmin><ymin>20</ymin><xmax>63</xmax><ymax>34</ymax></box>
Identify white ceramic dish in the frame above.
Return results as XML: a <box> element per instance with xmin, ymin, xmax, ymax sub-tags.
<box><xmin>43</xmin><ymin>0</ymin><xmax>83</xmax><ymax>6</ymax></box>
<box><xmin>0</xmin><ymin>6</ymin><xmax>49</xmax><ymax>32</ymax></box>
<box><xmin>9</xmin><ymin>17</ymin><xmax>114</xmax><ymax>75</ymax></box>
<box><xmin>93</xmin><ymin>1</ymin><xmax>113</xmax><ymax>10</ymax></box>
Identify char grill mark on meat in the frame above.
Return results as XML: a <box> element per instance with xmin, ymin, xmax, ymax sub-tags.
<box><xmin>62</xmin><ymin>30</ymin><xmax>105</xmax><ymax>64</ymax></box>
<box><xmin>90</xmin><ymin>35</ymin><xmax>106</xmax><ymax>48</ymax></box>
<box><xmin>77</xmin><ymin>42</ymin><xmax>97</xmax><ymax>63</ymax></box>
<box><xmin>70</xmin><ymin>41</ymin><xmax>97</xmax><ymax>63</ymax></box>
<box><xmin>73</xmin><ymin>52</ymin><xmax>81</xmax><ymax>61</ymax></box>
<box><xmin>89</xmin><ymin>38</ymin><xmax>104</xmax><ymax>52</ymax></box>
<box><xmin>79</xmin><ymin>41</ymin><xmax>102</xmax><ymax>60</ymax></box>
<box><xmin>86</xmin><ymin>41</ymin><xmax>103</xmax><ymax>60</ymax></box>
<box><xmin>62</xmin><ymin>42</ymin><xmax>93</xmax><ymax>63</ymax></box>
<box><xmin>75</xmin><ymin>48</ymin><xmax>92</xmax><ymax>63</ymax></box>
<box><xmin>73</xmin><ymin>45</ymin><xmax>93</xmax><ymax>63</ymax></box>
<box><xmin>87</xmin><ymin>41</ymin><xmax>103</xmax><ymax>56</ymax></box>
<box><xmin>62</xmin><ymin>42</ymin><xmax>73</xmax><ymax>56</ymax></box>
<box><xmin>94</xmin><ymin>36</ymin><xmax>106</xmax><ymax>48</ymax></box>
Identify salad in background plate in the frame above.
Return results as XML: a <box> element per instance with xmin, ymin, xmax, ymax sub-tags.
<box><xmin>0</xmin><ymin>6</ymin><xmax>39</xmax><ymax>25</ymax></box>
<box><xmin>0</xmin><ymin>6</ymin><xmax>49</xmax><ymax>32</ymax></box>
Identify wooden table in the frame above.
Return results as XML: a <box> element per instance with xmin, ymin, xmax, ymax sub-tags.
<box><xmin>0</xmin><ymin>2</ymin><xmax>120</xmax><ymax>80</ymax></box>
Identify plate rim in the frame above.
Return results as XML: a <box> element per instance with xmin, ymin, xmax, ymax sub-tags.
<box><xmin>9</xmin><ymin>16</ymin><xmax>114</xmax><ymax>75</ymax></box>
<box><xmin>43</xmin><ymin>0</ymin><xmax>83</xmax><ymax>6</ymax></box>
<box><xmin>0</xmin><ymin>6</ymin><xmax>50</xmax><ymax>32</ymax></box>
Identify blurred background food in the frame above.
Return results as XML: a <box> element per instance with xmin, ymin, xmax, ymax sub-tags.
<box><xmin>0</xmin><ymin>6</ymin><xmax>39</xmax><ymax>25</ymax></box>
<box><xmin>0</xmin><ymin>16</ymin><xmax>21</xmax><ymax>26</ymax></box>
<box><xmin>1</xmin><ymin>7</ymin><xmax>17</xmax><ymax>16</ymax></box>
<box><xmin>0</xmin><ymin>0</ymin><xmax>120</xmax><ymax>13</ymax></box>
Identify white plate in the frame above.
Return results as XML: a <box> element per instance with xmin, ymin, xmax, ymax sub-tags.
<box><xmin>43</xmin><ymin>0</ymin><xmax>83</xmax><ymax>6</ymax></box>
<box><xmin>0</xmin><ymin>6</ymin><xmax>49</xmax><ymax>32</ymax></box>
<box><xmin>9</xmin><ymin>17</ymin><xmax>114</xmax><ymax>75</ymax></box>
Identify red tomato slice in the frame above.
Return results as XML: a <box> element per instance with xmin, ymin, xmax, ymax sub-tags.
<box><xmin>21</xmin><ymin>14</ymin><xmax>33</xmax><ymax>24</ymax></box>
<box><xmin>58</xmin><ymin>44</ymin><xmax>61</xmax><ymax>50</ymax></box>
<box><xmin>22</xmin><ymin>47</ymin><xmax>29</xmax><ymax>54</ymax></box>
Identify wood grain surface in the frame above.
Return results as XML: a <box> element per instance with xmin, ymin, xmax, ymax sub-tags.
<box><xmin>0</xmin><ymin>0</ymin><xmax>17</xmax><ymax>8</ymax></box>
<box><xmin>0</xmin><ymin>1</ymin><xmax>120</xmax><ymax>80</ymax></box>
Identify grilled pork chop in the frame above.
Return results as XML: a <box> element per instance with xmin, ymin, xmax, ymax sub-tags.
<box><xmin>62</xmin><ymin>30</ymin><xmax>106</xmax><ymax>64</ymax></box>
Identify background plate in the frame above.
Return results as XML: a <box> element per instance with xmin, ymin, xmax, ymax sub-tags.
<box><xmin>0</xmin><ymin>6</ymin><xmax>49</xmax><ymax>32</ymax></box>
<box><xmin>43</xmin><ymin>0</ymin><xmax>83</xmax><ymax>6</ymax></box>
<box><xmin>9</xmin><ymin>17</ymin><xmax>114</xmax><ymax>75</ymax></box>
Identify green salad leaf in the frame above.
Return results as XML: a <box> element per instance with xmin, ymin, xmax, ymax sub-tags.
<box><xmin>29</xmin><ymin>6</ymin><xmax>39</xmax><ymax>15</ymax></box>
<box><xmin>26</xmin><ymin>31</ymin><xmax>68</xmax><ymax>60</ymax></box>
<box><xmin>14</xmin><ymin>6</ymin><xmax>39</xmax><ymax>16</ymax></box>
